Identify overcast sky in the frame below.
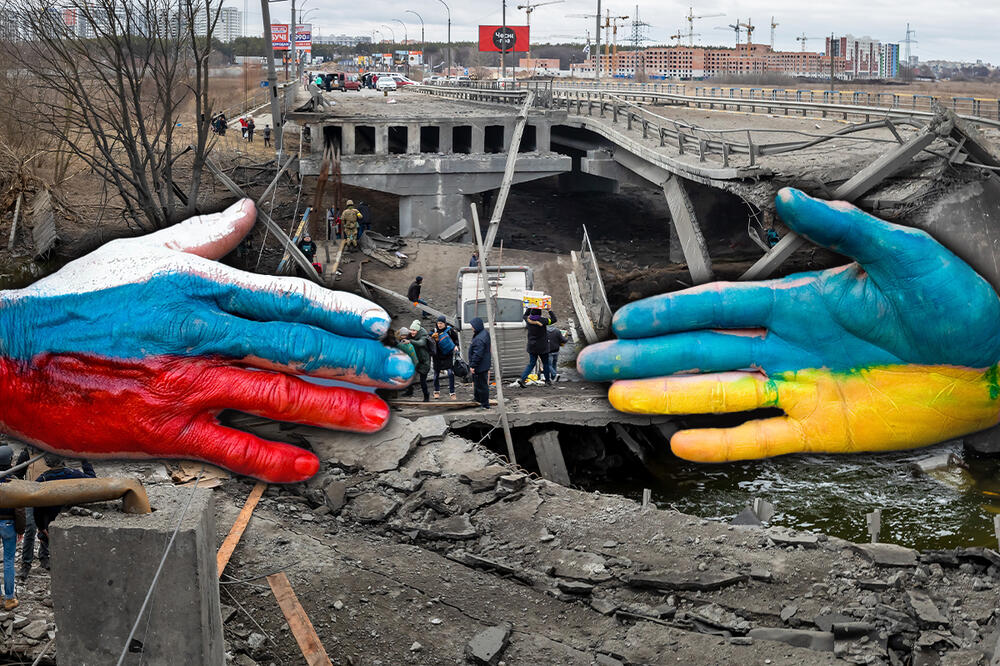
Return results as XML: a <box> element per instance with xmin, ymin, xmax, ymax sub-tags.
<box><xmin>233</xmin><ymin>0</ymin><xmax>999</xmax><ymax>64</ymax></box>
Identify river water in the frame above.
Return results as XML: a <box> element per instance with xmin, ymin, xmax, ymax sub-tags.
<box><xmin>607</xmin><ymin>440</ymin><xmax>1000</xmax><ymax>551</ymax></box>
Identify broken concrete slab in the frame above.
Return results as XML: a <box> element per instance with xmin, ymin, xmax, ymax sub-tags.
<box><xmin>546</xmin><ymin>549</ymin><xmax>611</xmax><ymax>582</ymax></box>
<box><xmin>907</xmin><ymin>590</ymin><xmax>949</xmax><ymax>627</ymax></box>
<box><xmin>780</xmin><ymin>605</ymin><xmax>798</xmax><ymax>622</ymax></box>
<box><xmin>309</xmin><ymin>417</ymin><xmax>420</xmax><ymax>473</ymax></box>
<box><xmin>459</xmin><ymin>465</ymin><xmax>509</xmax><ymax>493</ymax></box>
<box><xmin>411</xmin><ymin>414</ymin><xmax>449</xmax><ymax>443</ymax></box>
<box><xmin>590</xmin><ymin>597</ymin><xmax>619</xmax><ymax>616</ymax></box>
<box><xmin>418</xmin><ymin>515</ymin><xmax>477</xmax><ymax>540</ymax></box>
<box><xmin>556</xmin><ymin>579</ymin><xmax>594</xmax><ymax>595</ymax></box>
<box><xmin>21</xmin><ymin>620</ymin><xmax>47</xmax><ymax>640</ymax></box>
<box><xmin>688</xmin><ymin>603</ymin><xmax>750</xmax><ymax>634</ymax></box>
<box><xmin>497</xmin><ymin>474</ymin><xmax>527</xmax><ymax>495</ymax></box>
<box><xmin>730</xmin><ymin>507</ymin><xmax>762</xmax><ymax>527</ymax></box>
<box><xmin>851</xmin><ymin>543</ymin><xmax>919</xmax><ymax>567</ymax></box>
<box><xmin>813</xmin><ymin>612</ymin><xmax>853</xmax><ymax>632</ymax></box>
<box><xmin>628</xmin><ymin>570</ymin><xmax>749</xmax><ymax>593</ymax></box>
<box><xmin>749</xmin><ymin>566</ymin><xmax>773</xmax><ymax>582</ymax></box>
<box><xmin>323</xmin><ymin>479</ymin><xmax>348</xmax><ymax>513</ymax></box>
<box><xmin>438</xmin><ymin>219</ymin><xmax>468</xmax><ymax>242</ymax></box>
<box><xmin>466</xmin><ymin>624</ymin><xmax>511</xmax><ymax>665</ymax></box>
<box><xmin>344</xmin><ymin>493</ymin><xmax>399</xmax><ymax>523</ymax></box>
<box><xmin>769</xmin><ymin>531</ymin><xmax>819</xmax><ymax>548</ymax></box>
<box><xmin>748</xmin><ymin>628</ymin><xmax>835</xmax><ymax>651</ymax></box>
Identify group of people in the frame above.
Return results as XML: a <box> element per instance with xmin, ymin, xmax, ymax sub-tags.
<box><xmin>396</xmin><ymin>317</ymin><xmax>461</xmax><ymax>402</ymax></box>
<box><xmin>360</xmin><ymin>73</ymin><xmax>380</xmax><ymax>89</ymax></box>
<box><xmin>210</xmin><ymin>113</ymin><xmax>271</xmax><ymax>148</ymax></box>
<box><xmin>0</xmin><ymin>447</ymin><xmax>96</xmax><ymax>611</ymax></box>
<box><xmin>518</xmin><ymin>308</ymin><xmax>568</xmax><ymax>388</ymax></box>
<box><xmin>326</xmin><ymin>200</ymin><xmax>368</xmax><ymax>249</ymax></box>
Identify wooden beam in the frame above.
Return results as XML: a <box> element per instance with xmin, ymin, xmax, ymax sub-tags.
<box><xmin>8</xmin><ymin>193</ymin><xmax>22</xmax><ymax>250</ymax></box>
<box><xmin>566</xmin><ymin>271</ymin><xmax>598</xmax><ymax>344</ymax></box>
<box><xmin>482</xmin><ymin>92</ymin><xmax>536</xmax><ymax>257</ymax></box>
<box><xmin>359</xmin><ymin>278</ymin><xmax>451</xmax><ymax>321</ymax></box>
<box><xmin>529</xmin><ymin>430</ymin><xmax>570</xmax><ymax>486</ymax></box>
<box><xmin>276</xmin><ymin>208</ymin><xmax>311</xmax><ymax>274</ymax></box>
<box><xmin>266</xmin><ymin>572</ymin><xmax>333</xmax><ymax>666</ymax></box>
<box><xmin>740</xmin><ymin>128</ymin><xmax>937</xmax><ymax>282</ymax></box>
<box><xmin>216</xmin><ymin>481</ymin><xmax>266</xmax><ymax>579</ymax></box>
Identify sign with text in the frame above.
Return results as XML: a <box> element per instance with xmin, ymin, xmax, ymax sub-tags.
<box><xmin>478</xmin><ymin>25</ymin><xmax>529</xmax><ymax>52</ymax></box>
<box><xmin>271</xmin><ymin>24</ymin><xmax>289</xmax><ymax>50</ymax></box>
<box><xmin>295</xmin><ymin>23</ymin><xmax>312</xmax><ymax>52</ymax></box>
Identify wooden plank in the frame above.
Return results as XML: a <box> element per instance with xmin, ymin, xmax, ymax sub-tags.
<box><xmin>276</xmin><ymin>208</ymin><xmax>311</xmax><ymax>274</ymax></box>
<box><xmin>327</xmin><ymin>238</ymin><xmax>347</xmax><ymax>280</ymax></box>
<box><xmin>8</xmin><ymin>193</ymin><xmax>21</xmax><ymax>250</ymax></box>
<box><xmin>567</xmin><ymin>272</ymin><xmax>599</xmax><ymax>344</ymax></box>
<box><xmin>482</xmin><ymin>92</ymin><xmax>536</xmax><ymax>257</ymax></box>
<box><xmin>216</xmin><ymin>481</ymin><xmax>266</xmax><ymax>578</ymax></box>
<box><xmin>266</xmin><ymin>572</ymin><xmax>333</xmax><ymax>666</ymax></box>
<box><xmin>359</xmin><ymin>278</ymin><xmax>451</xmax><ymax>321</ymax></box>
<box><xmin>529</xmin><ymin>430</ymin><xmax>570</xmax><ymax>486</ymax></box>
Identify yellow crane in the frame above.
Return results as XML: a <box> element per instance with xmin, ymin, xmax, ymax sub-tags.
<box><xmin>516</xmin><ymin>0</ymin><xmax>565</xmax><ymax>64</ymax></box>
<box><xmin>738</xmin><ymin>18</ymin><xmax>755</xmax><ymax>45</ymax></box>
<box><xmin>769</xmin><ymin>16</ymin><xmax>778</xmax><ymax>49</ymax></box>
<box><xmin>685</xmin><ymin>6</ymin><xmax>724</xmax><ymax>46</ymax></box>
<box><xmin>796</xmin><ymin>33</ymin><xmax>824</xmax><ymax>52</ymax></box>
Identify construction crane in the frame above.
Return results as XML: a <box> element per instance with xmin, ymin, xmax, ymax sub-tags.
<box><xmin>670</xmin><ymin>30</ymin><xmax>698</xmax><ymax>44</ymax></box>
<box><xmin>517</xmin><ymin>0</ymin><xmax>565</xmax><ymax>64</ymax></box>
<box><xmin>769</xmin><ymin>16</ymin><xmax>778</xmax><ymax>49</ymax></box>
<box><xmin>567</xmin><ymin>13</ymin><xmax>601</xmax><ymax>76</ymax></box>
<box><xmin>715</xmin><ymin>19</ymin><xmax>740</xmax><ymax>48</ymax></box>
<box><xmin>605</xmin><ymin>11</ymin><xmax>630</xmax><ymax>76</ymax></box>
<box><xmin>738</xmin><ymin>18</ymin><xmax>755</xmax><ymax>45</ymax></box>
<box><xmin>685</xmin><ymin>6</ymin><xmax>724</xmax><ymax>46</ymax></box>
<box><xmin>796</xmin><ymin>33</ymin><xmax>824</xmax><ymax>52</ymax></box>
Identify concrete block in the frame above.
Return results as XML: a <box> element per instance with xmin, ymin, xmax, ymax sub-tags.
<box><xmin>438</xmin><ymin>219</ymin><xmax>467</xmax><ymax>242</ymax></box>
<box><xmin>51</xmin><ymin>486</ymin><xmax>222</xmax><ymax>665</ymax></box>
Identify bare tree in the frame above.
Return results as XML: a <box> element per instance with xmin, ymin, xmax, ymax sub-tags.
<box><xmin>4</xmin><ymin>0</ymin><xmax>224</xmax><ymax>230</ymax></box>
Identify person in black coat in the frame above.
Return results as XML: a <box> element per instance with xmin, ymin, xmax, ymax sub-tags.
<box><xmin>468</xmin><ymin>317</ymin><xmax>491</xmax><ymax>409</ymax></box>
<box><xmin>546</xmin><ymin>326</ymin><xmax>569</xmax><ymax>381</ymax></box>
<box><xmin>518</xmin><ymin>308</ymin><xmax>556</xmax><ymax>387</ymax></box>
<box><xmin>32</xmin><ymin>455</ymin><xmax>96</xmax><ymax>572</ymax></box>
<box><xmin>431</xmin><ymin>316</ymin><xmax>459</xmax><ymax>399</ymax></box>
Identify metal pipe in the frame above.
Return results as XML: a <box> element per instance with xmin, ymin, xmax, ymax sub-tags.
<box><xmin>0</xmin><ymin>478</ymin><xmax>152</xmax><ymax>514</ymax></box>
<box><xmin>0</xmin><ymin>453</ymin><xmax>44</xmax><ymax>480</ymax></box>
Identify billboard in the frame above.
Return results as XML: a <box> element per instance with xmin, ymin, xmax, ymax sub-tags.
<box><xmin>271</xmin><ymin>24</ymin><xmax>290</xmax><ymax>50</ymax></box>
<box><xmin>478</xmin><ymin>25</ymin><xmax>529</xmax><ymax>53</ymax></box>
<box><xmin>295</xmin><ymin>23</ymin><xmax>312</xmax><ymax>53</ymax></box>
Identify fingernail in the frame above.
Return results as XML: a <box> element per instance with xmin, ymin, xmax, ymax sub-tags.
<box><xmin>362</xmin><ymin>308</ymin><xmax>389</xmax><ymax>337</ymax></box>
<box><xmin>361</xmin><ymin>399</ymin><xmax>389</xmax><ymax>428</ymax></box>
<box><xmin>386</xmin><ymin>352</ymin><xmax>414</xmax><ymax>382</ymax></box>
<box><xmin>294</xmin><ymin>453</ymin><xmax>319</xmax><ymax>478</ymax></box>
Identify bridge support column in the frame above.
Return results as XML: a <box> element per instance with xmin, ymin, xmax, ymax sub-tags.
<box><xmin>406</xmin><ymin>123</ymin><xmax>420</xmax><ymax>154</ymax></box>
<box><xmin>439</xmin><ymin>124</ymin><xmax>454</xmax><ymax>154</ymax></box>
<box><xmin>375</xmin><ymin>126</ymin><xmax>388</xmax><ymax>155</ymax></box>
<box><xmin>399</xmin><ymin>193</ymin><xmax>474</xmax><ymax>238</ymax></box>
<box><xmin>471</xmin><ymin>125</ymin><xmax>485</xmax><ymax>154</ymax></box>
<box><xmin>342</xmin><ymin>123</ymin><xmax>355</xmax><ymax>156</ymax></box>
<box><xmin>663</xmin><ymin>176</ymin><xmax>713</xmax><ymax>284</ymax></box>
<box><xmin>536</xmin><ymin>122</ymin><xmax>552</xmax><ymax>152</ymax></box>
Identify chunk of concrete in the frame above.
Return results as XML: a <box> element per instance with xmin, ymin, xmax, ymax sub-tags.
<box><xmin>628</xmin><ymin>570</ymin><xmax>748</xmax><ymax>592</ymax></box>
<box><xmin>556</xmin><ymin>579</ymin><xmax>594</xmax><ymax>595</ymax></box>
<box><xmin>21</xmin><ymin>620</ymin><xmax>47</xmax><ymax>640</ymax></box>
<box><xmin>323</xmin><ymin>479</ymin><xmax>348</xmax><ymax>513</ymax></box>
<box><xmin>730</xmin><ymin>507</ymin><xmax>762</xmax><ymax>527</ymax></box>
<box><xmin>465</xmin><ymin>624</ymin><xmax>511</xmax><ymax>665</ymax></box>
<box><xmin>749</xmin><ymin>566</ymin><xmax>773</xmax><ymax>582</ymax></box>
<box><xmin>851</xmin><ymin>543</ymin><xmax>919</xmax><ymax>567</ymax></box>
<box><xmin>813</xmin><ymin>612</ymin><xmax>853</xmax><ymax>632</ymax></box>
<box><xmin>590</xmin><ymin>597</ymin><xmax>619</xmax><ymax>616</ymax></box>
<box><xmin>769</xmin><ymin>531</ymin><xmax>819</xmax><ymax>548</ymax></box>
<box><xmin>459</xmin><ymin>465</ymin><xmax>509</xmax><ymax>493</ymax></box>
<box><xmin>412</xmin><ymin>414</ymin><xmax>449</xmax><ymax>443</ymax></box>
<box><xmin>51</xmin><ymin>486</ymin><xmax>223</xmax><ymax>665</ymax></box>
<box><xmin>418</xmin><ymin>514</ymin><xmax>477</xmax><ymax>540</ymax></box>
<box><xmin>438</xmin><ymin>219</ymin><xmax>468</xmax><ymax>242</ymax></box>
<box><xmin>748</xmin><ymin>628</ymin><xmax>835</xmax><ymax>651</ymax></box>
<box><xmin>907</xmin><ymin>590</ymin><xmax>949</xmax><ymax>627</ymax></box>
<box><xmin>344</xmin><ymin>493</ymin><xmax>399</xmax><ymax>523</ymax></box>
<box><xmin>546</xmin><ymin>549</ymin><xmax>611</xmax><ymax>582</ymax></box>
<box><xmin>308</xmin><ymin>417</ymin><xmax>420</xmax><ymax>472</ymax></box>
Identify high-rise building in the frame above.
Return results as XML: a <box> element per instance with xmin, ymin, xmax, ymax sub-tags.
<box><xmin>217</xmin><ymin>6</ymin><xmax>240</xmax><ymax>42</ymax></box>
<box><xmin>879</xmin><ymin>43</ymin><xmax>900</xmax><ymax>78</ymax></box>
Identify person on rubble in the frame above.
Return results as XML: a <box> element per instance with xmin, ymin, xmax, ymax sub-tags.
<box><xmin>246</xmin><ymin>117</ymin><xmax>255</xmax><ymax>143</ymax></box>
<box><xmin>357</xmin><ymin>201</ymin><xmax>372</xmax><ymax>238</ymax></box>
<box><xmin>396</xmin><ymin>327</ymin><xmax>418</xmax><ymax>399</ymax></box>
<box><xmin>468</xmin><ymin>317</ymin><xmax>492</xmax><ymax>410</ymax></box>
<box><xmin>30</xmin><ymin>455</ymin><xmax>96</xmax><ymax>575</ymax></box>
<box><xmin>0</xmin><ymin>446</ymin><xmax>24</xmax><ymax>610</ymax></box>
<box><xmin>431</xmin><ymin>315</ymin><xmax>459</xmax><ymax>400</ymax></box>
<box><xmin>407</xmin><ymin>320</ymin><xmax>432</xmax><ymax>402</ymax></box>
<box><xmin>263</xmin><ymin>124</ymin><xmax>271</xmax><ymax>148</ymax></box>
<box><xmin>469</xmin><ymin>251</ymin><xmax>479</xmax><ymax>268</ymax></box>
<box><xmin>298</xmin><ymin>234</ymin><xmax>317</xmax><ymax>262</ymax></box>
<box><xmin>13</xmin><ymin>446</ymin><xmax>43</xmax><ymax>581</ymax></box>
<box><xmin>239</xmin><ymin>116</ymin><xmax>248</xmax><ymax>140</ymax></box>
<box><xmin>546</xmin><ymin>326</ymin><xmax>570</xmax><ymax>382</ymax></box>
<box><xmin>517</xmin><ymin>308</ymin><xmax>557</xmax><ymax>388</ymax></box>
<box><xmin>341</xmin><ymin>200</ymin><xmax>362</xmax><ymax>249</ymax></box>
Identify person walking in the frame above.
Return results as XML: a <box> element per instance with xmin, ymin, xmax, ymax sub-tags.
<box><xmin>396</xmin><ymin>328</ymin><xmax>419</xmax><ymax>398</ymax></box>
<box><xmin>341</xmin><ymin>200</ymin><xmax>362</xmax><ymax>249</ymax></box>
<box><xmin>357</xmin><ymin>201</ymin><xmax>372</xmax><ymax>238</ymax></box>
<box><xmin>0</xmin><ymin>446</ymin><xmax>22</xmax><ymax>610</ymax></box>
<box><xmin>546</xmin><ymin>326</ymin><xmax>570</xmax><ymax>382</ymax></box>
<box><xmin>263</xmin><ymin>124</ymin><xmax>271</xmax><ymax>148</ymax></box>
<box><xmin>468</xmin><ymin>317</ymin><xmax>492</xmax><ymax>409</ymax></box>
<box><xmin>431</xmin><ymin>316</ymin><xmax>459</xmax><ymax>399</ymax></box>
<box><xmin>239</xmin><ymin>116</ymin><xmax>248</xmax><ymax>140</ymax></box>
<box><xmin>408</xmin><ymin>320</ymin><xmax>432</xmax><ymax>402</ymax></box>
<box><xmin>246</xmin><ymin>117</ymin><xmax>255</xmax><ymax>143</ymax></box>
<box><xmin>32</xmin><ymin>455</ymin><xmax>96</xmax><ymax>573</ymax></box>
<box><xmin>12</xmin><ymin>446</ymin><xmax>41</xmax><ymax>581</ymax></box>
<box><xmin>469</xmin><ymin>251</ymin><xmax>479</xmax><ymax>267</ymax></box>
<box><xmin>298</xmin><ymin>234</ymin><xmax>317</xmax><ymax>262</ymax></box>
<box><xmin>518</xmin><ymin>308</ymin><xmax>557</xmax><ymax>387</ymax></box>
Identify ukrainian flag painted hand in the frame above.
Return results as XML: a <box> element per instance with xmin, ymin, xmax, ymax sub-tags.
<box><xmin>578</xmin><ymin>188</ymin><xmax>1000</xmax><ymax>463</ymax></box>
<box><xmin>0</xmin><ymin>200</ymin><xmax>414</xmax><ymax>483</ymax></box>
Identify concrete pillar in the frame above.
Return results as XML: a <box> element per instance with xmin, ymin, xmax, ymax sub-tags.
<box><xmin>439</xmin><ymin>124</ymin><xmax>453</xmax><ymax>154</ymax></box>
<box><xmin>502</xmin><ymin>123</ymin><xmax>514</xmax><ymax>152</ymax></box>
<box><xmin>399</xmin><ymin>193</ymin><xmax>474</xmax><ymax>238</ymax></box>
<box><xmin>51</xmin><ymin>487</ymin><xmax>223</xmax><ymax>665</ymax></box>
<box><xmin>471</xmin><ymin>124</ymin><xmax>485</xmax><ymax>154</ymax></box>
<box><xmin>342</xmin><ymin>123</ymin><xmax>355</xmax><ymax>156</ymax></box>
<box><xmin>663</xmin><ymin>175</ymin><xmax>714</xmax><ymax>284</ymax></box>
<box><xmin>406</xmin><ymin>123</ymin><xmax>420</xmax><ymax>154</ymax></box>
<box><xmin>375</xmin><ymin>124</ymin><xmax>388</xmax><ymax>155</ymax></box>
<box><xmin>535</xmin><ymin>122</ymin><xmax>552</xmax><ymax>152</ymax></box>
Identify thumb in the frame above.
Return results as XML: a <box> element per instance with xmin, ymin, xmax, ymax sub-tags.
<box><xmin>140</xmin><ymin>199</ymin><xmax>257</xmax><ymax>260</ymax></box>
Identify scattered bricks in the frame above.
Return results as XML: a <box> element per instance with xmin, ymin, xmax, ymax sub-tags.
<box><xmin>628</xmin><ymin>570</ymin><xmax>749</xmax><ymax>593</ymax></box>
<box><xmin>851</xmin><ymin>543</ymin><xmax>919</xmax><ymax>567</ymax></box>
<box><xmin>907</xmin><ymin>590</ymin><xmax>949</xmax><ymax>628</ymax></box>
<box><xmin>465</xmin><ymin>624</ymin><xmax>511</xmax><ymax>665</ymax></box>
<box><xmin>344</xmin><ymin>493</ymin><xmax>399</xmax><ymax>523</ymax></box>
<box><xmin>459</xmin><ymin>465</ymin><xmax>509</xmax><ymax>493</ymax></box>
<box><xmin>748</xmin><ymin>628</ymin><xmax>835</xmax><ymax>652</ymax></box>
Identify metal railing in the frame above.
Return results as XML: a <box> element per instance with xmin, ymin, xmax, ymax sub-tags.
<box><xmin>578</xmin><ymin>225</ymin><xmax>612</xmax><ymax>335</ymax></box>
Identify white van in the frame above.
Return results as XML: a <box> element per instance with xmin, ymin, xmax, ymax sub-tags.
<box><xmin>456</xmin><ymin>266</ymin><xmax>532</xmax><ymax>378</ymax></box>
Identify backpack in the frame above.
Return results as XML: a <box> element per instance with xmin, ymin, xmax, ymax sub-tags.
<box><xmin>436</xmin><ymin>326</ymin><xmax>456</xmax><ymax>355</ymax></box>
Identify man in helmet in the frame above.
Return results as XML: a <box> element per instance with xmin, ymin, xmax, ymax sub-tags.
<box><xmin>341</xmin><ymin>200</ymin><xmax>362</xmax><ymax>249</ymax></box>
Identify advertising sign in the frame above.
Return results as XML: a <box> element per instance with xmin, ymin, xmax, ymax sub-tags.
<box><xmin>271</xmin><ymin>24</ymin><xmax>290</xmax><ymax>50</ymax></box>
<box><xmin>478</xmin><ymin>25</ymin><xmax>529</xmax><ymax>52</ymax></box>
<box><xmin>295</xmin><ymin>23</ymin><xmax>312</xmax><ymax>52</ymax></box>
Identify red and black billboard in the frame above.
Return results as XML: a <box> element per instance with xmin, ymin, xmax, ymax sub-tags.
<box><xmin>478</xmin><ymin>25</ymin><xmax>529</xmax><ymax>52</ymax></box>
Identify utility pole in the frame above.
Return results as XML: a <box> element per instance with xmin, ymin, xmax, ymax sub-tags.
<box><xmin>260</xmin><ymin>0</ymin><xmax>283</xmax><ymax>156</ymax></box>
<box><xmin>595</xmin><ymin>0</ymin><xmax>601</xmax><ymax>80</ymax></box>
<box><xmin>289</xmin><ymin>0</ymin><xmax>296</xmax><ymax>86</ymax></box>
<box><xmin>829</xmin><ymin>32</ymin><xmax>835</xmax><ymax>91</ymax></box>
<box><xmin>437</xmin><ymin>0</ymin><xmax>451</xmax><ymax>78</ymax></box>
<box><xmin>501</xmin><ymin>0</ymin><xmax>507</xmax><ymax>79</ymax></box>
<box><xmin>405</xmin><ymin>10</ymin><xmax>424</xmax><ymax>76</ymax></box>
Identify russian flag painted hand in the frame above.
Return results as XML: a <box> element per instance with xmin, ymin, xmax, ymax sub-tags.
<box><xmin>578</xmin><ymin>188</ymin><xmax>1000</xmax><ymax>462</ymax></box>
<box><xmin>0</xmin><ymin>200</ymin><xmax>414</xmax><ymax>483</ymax></box>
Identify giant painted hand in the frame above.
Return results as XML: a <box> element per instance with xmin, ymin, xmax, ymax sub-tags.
<box><xmin>578</xmin><ymin>188</ymin><xmax>1000</xmax><ymax>462</ymax></box>
<box><xmin>0</xmin><ymin>200</ymin><xmax>414</xmax><ymax>482</ymax></box>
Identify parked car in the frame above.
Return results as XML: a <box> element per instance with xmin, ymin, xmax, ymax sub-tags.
<box><xmin>376</xmin><ymin>76</ymin><xmax>397</xmax><ymax>91</ymax></box>
<box><xmin>392</xmin><ymin>75</ymin><xmax>417</xmax><ymax>86</ymax></box>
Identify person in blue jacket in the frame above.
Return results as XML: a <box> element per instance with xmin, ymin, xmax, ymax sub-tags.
<box><xmin>468</xmin><ymin>317</ymin><xmax>491</xmax><ymax>409</ymax></box>
<box><xmin>0</xmin><ymin>446</ymin><xmax>22</xmax><ymax>610</ymax></box>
